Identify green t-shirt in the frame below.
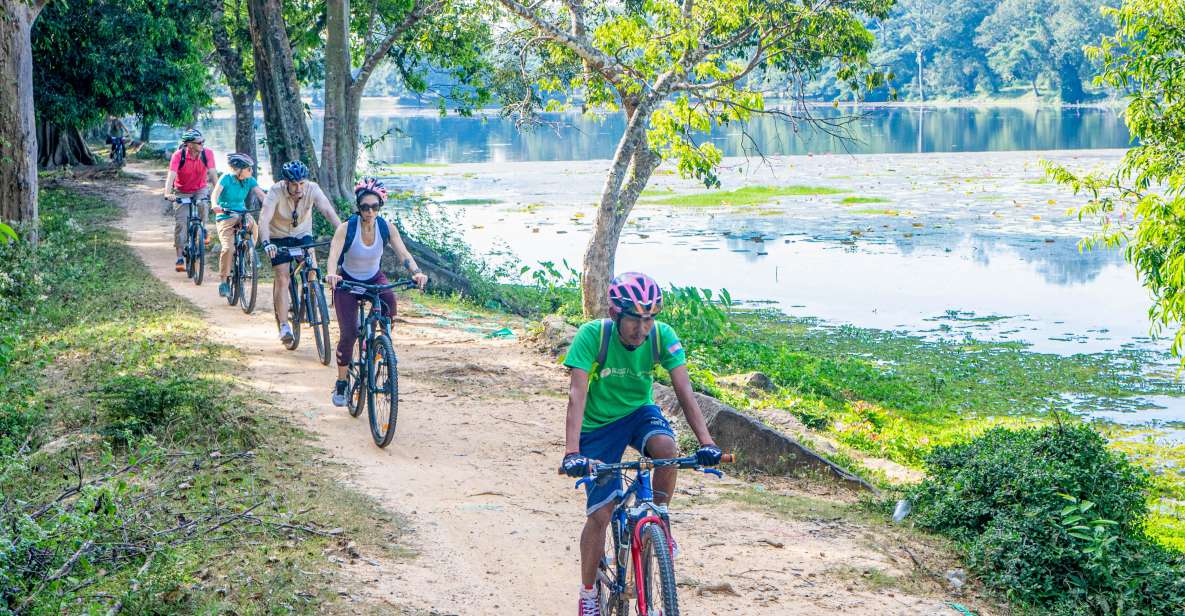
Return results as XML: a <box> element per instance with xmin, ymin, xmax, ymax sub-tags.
<box><xmin>215</xmin><ymin>174</ymin><xmax>258</xmax><ymax>220</ymax></box>
<box><xmin>563</xmin><ymin>320</ymin><xmax>687</xmax><ymax>431</ymax></box>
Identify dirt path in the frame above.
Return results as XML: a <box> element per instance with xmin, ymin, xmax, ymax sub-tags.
<box><xmin>113</xmin><ymin>163</ymin><xmax>988</xmax><ymax>616</ymax></box>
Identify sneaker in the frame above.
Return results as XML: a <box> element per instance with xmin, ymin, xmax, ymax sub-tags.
<box><xmin>174</xmin><ymin>258</ymin><xmax>185</xmax><ymax>272</ymax></box>
<box><xmin>279</xmin><ymin>322</ymin><xmax>294</xmax><ymax>345</ymax></box>
<box><xmin>332</xmin><ymin>380</ymin><xmax>348</xmax><ymax>407</ymax></box>
<box><xmin>578</xmin><ymin>586</ymin><xmax>600</xmax><ymax>616</ymax></box>
<box><xmin>218</xmin><ymin>281</ymin><xmax>230</xmax><ymax>297</ymax></box>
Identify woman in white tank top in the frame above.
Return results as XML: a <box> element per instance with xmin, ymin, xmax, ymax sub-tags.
<box><xmin>325</xmin><ymin>178</ymin><xmax>429</xmax><ymax>406</ymax></box>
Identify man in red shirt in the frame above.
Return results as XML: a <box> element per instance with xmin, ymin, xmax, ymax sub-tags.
<box><xmin>163</xmin><ymin>128</ymin><xmax>218</xmax><ymax>272</ymax></box>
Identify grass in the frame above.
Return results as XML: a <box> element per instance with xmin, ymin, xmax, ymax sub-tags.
<box><xmin>441</xmin><ymin>198</ymin><xmax>502</xmax><ymax>205</ymax></box>
<box><xmin>849</xmin><ymin>208</ymin><xmax>900</xmax><ymax>216</ymax></box>
<box><xmin>841</xmin><ymin>196</ymin><xmax>891</xmax><ymax>204</ymax></box>
<box><xmin>643</xmin><ymin>185</ymin><xmax>847</xmax><ymax>207</ymax></box>
<box><xmin>0</xmin><ymin>186</ymin><xmax>409</xmax><ymax>613</ymax></box>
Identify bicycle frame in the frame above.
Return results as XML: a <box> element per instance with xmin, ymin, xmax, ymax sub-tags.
<box><xmin>284</xmin><ymin>242</ymin><xmax>327</xmax><ymax>313</ymax></box>
<box><xmin>578</xmin><ymin>456</ymin><xmax>726</xmax><ymax>615</ymax></box>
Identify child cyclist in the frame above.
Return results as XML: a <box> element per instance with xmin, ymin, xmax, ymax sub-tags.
<box><xmin>209</xmin><ymin>153</ymin><xmax>267</xmax><ymax>298</ymax></box>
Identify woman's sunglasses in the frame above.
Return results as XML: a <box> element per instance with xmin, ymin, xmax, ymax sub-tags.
<box><xmin>357</xmin><ymin>203</ymin><xmax>380</xmax><ymax>212</ymax></box>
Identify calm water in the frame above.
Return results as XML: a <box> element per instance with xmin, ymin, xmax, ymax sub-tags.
<box><xmin>177</xmin><ymin>105</ymin><xmax>1131</xmax><ymax>171</ymax></box>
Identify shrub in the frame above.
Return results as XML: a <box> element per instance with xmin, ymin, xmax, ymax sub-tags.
<box><xmin>910</xmin><ymin>424</ymin><xmax>1185</xmax><ymax>615</ymax></box>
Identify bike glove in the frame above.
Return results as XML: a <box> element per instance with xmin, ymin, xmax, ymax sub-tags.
<box><xmin>561</xmin><ymin>452</ymin><xmax>590</xmax><ymax>478</ymax></box>
<box><xmin>695</xmin><ymin>444</ymin><xmax>723</xmax><ymax>466</ymax></box>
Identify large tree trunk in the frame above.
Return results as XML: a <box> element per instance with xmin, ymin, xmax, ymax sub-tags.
<box><xmin>248</xmin><ymin>0</ymin><xmax>318</xmax><ymax>175</ymax></box>
<box><xmin>580</xmin><ymin>100</ymin><xmax>661</xmax><ymax>317</ymax></box>
<box><xmin>212</xmin><ymin>0</ymin><xmax>257</xmax><ymax>159</ymax></box>
<box><xmin>0</xmin><ymin>2</ymin><xmax>42</xmax><ymax>228</ymax></box>
<box><xmin>37</xmin><ymin>122</ymin><xmax>97</xmax><ymax>168</ymax></box>
<box><xmin>319</xmin><ymin>0</ymin><xmax>354</xmax><ymax>203</ymax></box>
<box><xmin>138</xmin><ymin>116</ymin><xmax>153</xmax><ymax>143</ymax></box>
<box><xmin>230</xmin><ymin>86</ymin><xmax>257</xmax><ymax>158</ymax></box>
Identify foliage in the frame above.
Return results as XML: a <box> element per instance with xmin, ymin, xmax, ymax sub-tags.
<box><xmin>32</xmin><ymin>0</ymin><xmax>213</xmax><ymax>130</ymax></box>
<box><xmin>858</xmin><ymin>0</ymin><xmax>1114</xmax><ymax>101</ymax></box>
<box><xmin>910</xmin><ymin>425</ymin><xmax>1185</xmax><ymax>614</ymax></box>
<box><xmin>1045</xmin><ymin>0</ymin><xmax>1185</xmax><ymax>358</ymax></box>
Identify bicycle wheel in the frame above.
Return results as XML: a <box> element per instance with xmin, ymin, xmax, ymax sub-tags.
<box><xmin>192</xmin><ymin>225</ymin><xmax>206</xmax><ymax>286</ymax></box>
<box><xmin>285</xmin><ymin>277</ymin><xmax>302</xmax><ymax>350</ymax></box>
<box><xmin>184</xmin><ymin>227</ymin><xmax>197</xmax><ymax>279</ymax></box>
<box><xmin>309</xmin><ymin>280</ymin><xmax>332</xmax><ymax>365</ymax></box>
<box><xmin>637</xmin><ymin>523</ymin><xmax>679</xmax><ymax>616</ymax></box>
<box><xmin>346</xmin><ymin>336</ymin><xmax>366</xmax><ymax>418</ymax></box>
<box><xmin>227</xmin><ymin>248</ymin><xmax>241</xmax><ymax>306</ymax></box>
<box><xmin>366</xmin><ymin>334</ymin><xmax>399</xmax><ymax>448</ymax></box>
<box><xmin>239</xmin><ymin>242</ymin><xmax>258</xmax><ymax>314</ymax></box>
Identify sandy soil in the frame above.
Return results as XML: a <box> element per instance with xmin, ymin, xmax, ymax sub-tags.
<box><xmin>112</xmin><ymin>162</ymin><xmax>999</xmax><ymax>616</ymax></box>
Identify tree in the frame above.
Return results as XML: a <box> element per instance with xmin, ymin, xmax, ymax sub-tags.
<box><xmin>32</xmin><ymin>0</ymin><xmax>212</xmax><ymax>167</ymax></box>
<box><xmin>212</xmin><ymin>0</ymin><xmax>258</xmax><ymax>158</ymax></box>
<box><xmin>1045</xmin><ymin>0</ymin><xmax>1185</xmax><ymax>357</ymax></box>
<box><xmin>498</xmin><ymin>0</ymin><xmax>891</xmax><ymax>316</ymax></box>
<box><xmin>248</xmin><ymin>0</ymin><xmax>320</xmax><ymax>175</ymax></box>
<box><xmin>0</xmin><ymin>0</ymin><xmax>47</xmax><ymax>228</ymax></box>
<box><xmin>320</xmin><ymin>0</ymin><xmax>492</xmax><ymax>202</ymax></box>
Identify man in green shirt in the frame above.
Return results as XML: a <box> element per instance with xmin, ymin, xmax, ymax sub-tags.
<box><xmin>560</xmin><ymin>272</ymin><xmax>721</xmax><ymax>616</ymax></box>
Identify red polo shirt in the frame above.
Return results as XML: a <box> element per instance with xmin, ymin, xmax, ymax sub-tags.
<box><xmin>169</xmin><ymin>147</ymin><xmax>216</xmax><ymax>193</ymax></box>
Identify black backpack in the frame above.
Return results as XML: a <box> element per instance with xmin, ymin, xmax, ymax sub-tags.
<box><xmin>591</xmin><ymin>319</ymin><xmax>660</xmax><ymax>379</ymax></box>
<box><xmin>338</xmin><ymin>214</ymin><xmax>392</xmax><ymax>268</ymax></box>
<box><xmin>178</xmin><ymin>147</ymin><xmax>212</xmax><ymax>171</ymax></box>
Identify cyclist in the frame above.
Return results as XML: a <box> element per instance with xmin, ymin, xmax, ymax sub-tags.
<box><xmin>559</xmin><ymin>272</ymin><xmax>722</xmax><ymax>616</ymax></box>
<box><xmin>210</xmin><ymin>153</ymin><xmax>267</xmax><ymax>298</ymax></box>
<box><xmin>325</xmin><ymin>177</ymin><xmax>427</xmax><ymax>406</ymax></box>
<box><xmin>163</xmin><ymin>128</ymin><xmax>218</xmax><ymax>272</ymax></box>
<box><xmin>106</xmin><ymin>116</ymin><xmax>128</xmax><ymax>162</ymax></box>
<box><xmin>258</xmin><ymin>160</ymin><xmax>343</xmax><ymax>346</ymax></box>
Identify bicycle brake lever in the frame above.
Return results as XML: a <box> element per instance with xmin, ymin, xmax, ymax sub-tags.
<box><xmin>701</xmin><ymin>468</ymin><xmax>724</xmax><ymax>478</ymax></box>
<box><xmin>575</xmin><ymin>475</ymin><xmax>595</xmax><ymax>490</ymax></box>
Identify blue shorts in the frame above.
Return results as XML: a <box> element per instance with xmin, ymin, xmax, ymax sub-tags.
<box><xmin>579</xmin><ymin>405</ymin><xmax>676</xmax><ymax>515</ymax></box>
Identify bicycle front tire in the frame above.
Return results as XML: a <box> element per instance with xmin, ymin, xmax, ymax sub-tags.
<box><xmin>192</xmin><ymin>225</ymin><xmax>206</xmax><ymax>286</ymax></box>
<box><xmin>638</xmin><ymin>523</ymin><xmax>679</xmax><ymax>616</ymax></box>
<box><xmin>367</xmin><ymin>334</ymin><xmax>399</xmax><ymax>448</ymax></box>
<box><xmin>309</xmin><ymin>280</ymin><xmax>332</xmax><ymax>366</ymax></box>
<box><xmin>228</xmin><ymin>248</ymin><xmax>241</xmax><ymax>306</ymax></box>
<box><xmin>285</xmin><ymin>277</ymin><xmax>302</xmax><ymax>350</ymax></box>
<box><xmin>239</xmin><ymin>243</ymin><xmax>258</xmax><ymax>314</ymax></box>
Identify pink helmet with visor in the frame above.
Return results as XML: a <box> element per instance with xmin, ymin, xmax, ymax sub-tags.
<box><xmin>608</xmin><ymin>272</ymin><xmax>663</xmax><ymax>318</ymax></box>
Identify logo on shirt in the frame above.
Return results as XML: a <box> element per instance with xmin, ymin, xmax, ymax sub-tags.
<box><xmin>667</xmin><ymin>342</ymin><xmax>683</xmax><ymax>355</ymax></box>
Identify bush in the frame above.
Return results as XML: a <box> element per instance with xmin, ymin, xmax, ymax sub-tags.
<box><xmin>910</xmin><ymin>425</ymin><xmax>1185</xmax><ymax>615</ymax></box>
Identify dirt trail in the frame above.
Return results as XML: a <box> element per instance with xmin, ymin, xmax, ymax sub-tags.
<box><xmin>113</xmin><ymin>163</ymin><xmax>985</xmax><ymax>615</ymax></box>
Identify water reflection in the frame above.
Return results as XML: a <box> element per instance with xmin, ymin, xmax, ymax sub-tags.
<box><xmin>180</xmin><ymin>106</ymin><xmax>1131</xmax><ymax>168</ymax></box>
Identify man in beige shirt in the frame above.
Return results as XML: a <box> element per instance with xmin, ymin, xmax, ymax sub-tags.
<box><xmin>258</xmin><ymin>160</ymin><xmax>343</xmax><ymax>345</ymax></box>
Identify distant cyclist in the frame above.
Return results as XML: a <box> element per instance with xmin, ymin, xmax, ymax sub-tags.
<box><xmin>559</xmin><ymin>272</ymin><xmax>721</xmax><ymax>616</ymax></box>
<box><xmin>210</xmin><ymin>153</ymin><xmax>267</xmax><ymax>298</ymax></box>
<box><xmin>163</xmin><ymin>128</ymin><xmax>217</xmax><ymax>272</ymax></box>
<box><xmin>324</xmin><ymin>177</ymin><xmax>428</xmax><ymax>406</ymax></box>
<box><xmin>258</xmin><ymin>160</ymin><xmax>343</xmax><ymax>345</ymax></box>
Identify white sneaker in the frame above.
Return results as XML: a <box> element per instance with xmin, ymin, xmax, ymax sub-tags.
<box><xmin>279</xmin><ymin>322</ymin><xmax>294</xmax><ymax>344</ymax></box>
<box><xmin>577</xmin><ymin>586</ymin><xmax>601</xmax><ymax>616</ymax></box>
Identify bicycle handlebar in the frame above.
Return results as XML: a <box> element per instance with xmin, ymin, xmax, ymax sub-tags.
<box><xmin>556</xmin><ymin>453</ymin><xmax>736</xmax><ymax>476</ymax></box>
<box><xmin>337</xmin><ymin>279</ymin><xmax>418</xmax><ymax>293</ymax></box>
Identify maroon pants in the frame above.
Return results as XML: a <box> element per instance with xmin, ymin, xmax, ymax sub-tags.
<box><xmin>334</xmin><ymin>272</ymin><xmax>397</xmax><ymax>366</ymax></box>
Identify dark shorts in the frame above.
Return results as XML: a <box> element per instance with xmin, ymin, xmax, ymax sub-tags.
<box><xmin>579</xmin><ymin>405</ymin><xmax>676</xmax><ymax>515</ymax></box>
<box><xmin>269</xmin><ymin>235</ymin><xmax>313</xmax><ymax>267</ymax></box>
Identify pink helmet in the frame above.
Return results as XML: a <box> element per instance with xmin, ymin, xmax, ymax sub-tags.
<box><xmin>354</xmin><ymin>177</ymin><xmax>388</xmax><ymax>205</ymax></box>
<box><xmin>608</xmin><ymin>272</ymin><xmax>663</xmax><ymax>318</ymax></box>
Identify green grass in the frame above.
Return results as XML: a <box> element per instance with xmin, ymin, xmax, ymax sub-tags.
<box><xmin>849</xmin><ymin>208</ymin><xmax>900</xmax><ymax>216</ymax></box>
<box><xmin>841</xmin><ymin>196</ymin><xmax>890</xmax><ymax>204</ymax></box>
<box><xmin>643</xmin><ymin>185</ymin><xmax>847</xmax><ymax>207</ymax></box>
<box><xmin>0</xmin><ymin>186</ymin><xmax>409</xmax><ymax>614</ymax></box>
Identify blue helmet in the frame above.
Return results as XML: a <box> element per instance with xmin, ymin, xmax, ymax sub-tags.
<box><xmin>280</xmin><ymin>160</ymin><xmax>309</xmax><ymax>182</ymax></box>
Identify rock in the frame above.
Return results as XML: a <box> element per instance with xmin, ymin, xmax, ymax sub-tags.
<box><xmin>534</xmin><ymin>315</ymin><xmax>578</xmax><ymax>357</ymax></box>
<box><xmin>653</xmin><ymin>384</ymin><xmax>876</xmax><ymax>492</ymax></box>
<box><xmin>31</xmin><ymin>433</ymin><xmax>100</xmax><ymax>458</ymax></box>
<box><xmin>945</xmin><ymin>569</ymin><xmax>967</xmax><ymax>591</ymax></box>
<box><xmin>697</xmin><ymin>582</ymin><xmax>739</xmax><ymax>596</ymax></box>
<box><xmin>718</xmin><ymin>371</ymin><xmax>775</xmax><ymax>393</ymax></box>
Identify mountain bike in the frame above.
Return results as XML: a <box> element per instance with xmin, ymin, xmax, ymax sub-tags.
<box><xmin>223</xmin><ymin>209</ymin><xmax>259</xmax><ymax>314</ymax></box>
<box><xmin>337</xmin><ymin>278</ymin><xmax>416</xmax><ymax>448</ymax></box>
<box><xmin>281</xmin><ymin>240</ymin><xmax>332</xmax><ymax>365</ymax></box>
<box><xmin>178</xmin><ymin>196</ymin><xmax>208</xmax><ymax>286</ymax></box>
<box><xmin>565</xmin><ymin>454</ymin><xmax>735</xmax><ymax>616</ymax></box>
<box><xmin>108</xmin><ymin>136</ymin><xmax>127</xmax><ymax>165</ymax></box>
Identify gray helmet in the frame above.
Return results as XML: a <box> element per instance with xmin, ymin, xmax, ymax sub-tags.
<box><xmin>227</xmin><ymin>153</ymin><xmax>255</xmax><ymax>169</ymax></box>
<box><xmin>180</xmin><ymin>128</ymin><xmax>204</xmax><ymax>144</ymax></box>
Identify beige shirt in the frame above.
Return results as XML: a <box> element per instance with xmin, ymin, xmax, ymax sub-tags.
<box><xmin>263</xmin><ymin>180</ymin><xmax>329</xmax><ymax>239</ymax></box>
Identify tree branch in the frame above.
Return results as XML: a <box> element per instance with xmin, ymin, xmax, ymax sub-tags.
<box><xmin>351</xmin><ymin>0</ymin><xmax>443</xmax><ymax>97</ymax></box>
<box><xmin>497</xmin><ymin>0</ymin><xmax>624</xmax><ymax>84</ymax></box>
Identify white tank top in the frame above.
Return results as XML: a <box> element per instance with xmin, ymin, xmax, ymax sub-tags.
<box><xmin>341</xmin><ymin>221</ymin><xmax>384</xmax><ymax>280</ymax></box>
